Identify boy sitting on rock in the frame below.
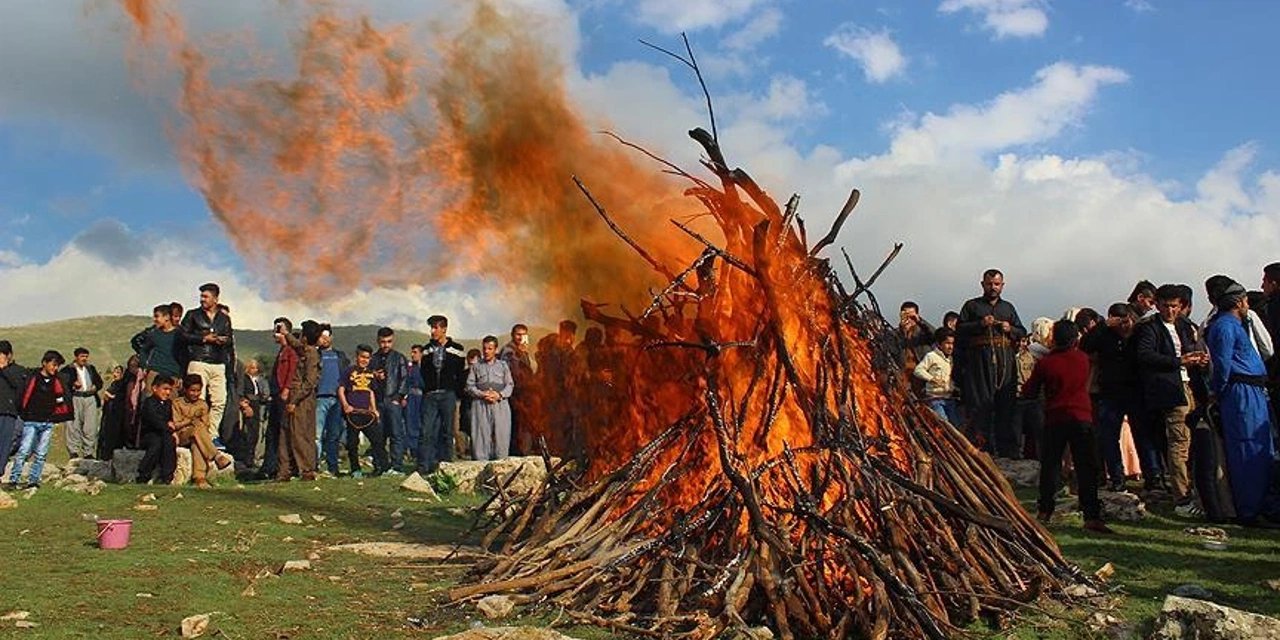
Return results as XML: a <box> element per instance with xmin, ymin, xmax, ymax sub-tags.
<box><xmin>172</xmin><ymin>374</ymin><xmax>233</xmax><ymax>489</ymax></box>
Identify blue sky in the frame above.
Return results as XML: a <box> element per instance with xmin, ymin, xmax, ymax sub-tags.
<box><xmin>0</xmin><ymin>0</ymin><xmax>1277</xmax><ymax>331</ymax></box>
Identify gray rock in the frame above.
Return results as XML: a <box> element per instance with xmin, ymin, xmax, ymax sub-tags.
<box><xmin>110</xmin><ymin>448</ymin><xmax>145</xmax><ymax>483</ymax></box>
<box><xmin>476</xmin><ymin>595</ymin><xmax>515</xmax><ymax>620</ymax></box>
<box><xmin>68</xmin><ymin>458</ymin><xmax>113</xmax><ymax>481</ymax></box>
<box><xmin>438</xmin><ymin>461</ymin><xmax>485</xmax><ymax>494</ymax></box>
<box><xmin>171</xmin><ymin>447</ymin><xmax>224</xmax><ymax>486</ymax></box>
<box><xmin>0</xmin><ymin>490</ymin><xmax>16</xmax><ymax>509</ymax></box>
<box><xmin>1150</xmin><ymin>595</ymin><xmax>1280</xmax><ymax>640</ymax></box>
<box><xmin>478</xmin><ymin>457</ymin><xmax>554</xmax><ymax>497</ymax></box>
<box><xmin>280</xmin><ymin>559</ymin><xmax>311</xmax><ymax>572</ymax></box>
<box><xmin>1100</xmin><ymin>490</ymin><xmax>1148</xmax><ymax>521</ymax></box>
<box><xmin>1171</xmin><ymin>584</ymin><xmax>1215</xmax><ymax>600</ymax></box>
<box><xmin>993</xmin><ymin>457</ymin><xmax>1039</xmax><ymax>488</ymax></box>
<box><xmin>400</xmin><ymin>472</ymin><xmax>440</xmax><ymax>498</ymax></box>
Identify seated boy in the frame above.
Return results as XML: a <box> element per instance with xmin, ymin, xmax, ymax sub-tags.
<box><xmin>172</xmin><ymin>374</ymin><xmax>233</xmax><ymax>489</ymax></box>
<box><xmin>1021</xmin><ymin>320</ymin><xmax>1114</xmax><ymax>534</ymax></box>
<box><xmin>339</xmin><ymin>344</ymin><xmax>384</xmax><ymax>478</ymax></box>
<box><xmin>137</xmin><ymin>375</ymin><xmax>178</xmax><ymax>484</ymax></box>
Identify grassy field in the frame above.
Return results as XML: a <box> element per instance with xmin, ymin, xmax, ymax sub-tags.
<box><xmin>1</xmin><ymin>447</ymin><xmax>1277</xmax><ymax>639</ymax></box>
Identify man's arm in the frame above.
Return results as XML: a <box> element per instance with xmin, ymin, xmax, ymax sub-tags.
<box><xmin>393</xmin><ymin>353</ymin><xmax>410</xmax><ymax>399</ymax></box>
<box><xmin>954</xmin><ymin>300</ymin><xmax>985</xmax><ymax>337</ymax></box>
<box><xmin>130</xmin><ymin>327</ymin><xmax>152</xmax><ymax>357</ymax></box>
<box><xmin>912</xmin><ymin>353</ymin><xmax>936</xmax><ymax>382</ymax></box>
<box><xmin>1004</xmin><ymin>304</ymin><xmax>1028</xmax><ymax>340</ymax></box>
<box><xmin>1206</xmin><ymin>323</ymin><xmax>1233</xmax><ymax>395</ymax></box>
<box><xmin>498</xmin><ymin>361</ymin><xmax>514</xmax><ymax>399</ymax></box>
<box><xmin>177</xmin><ymin>310</ymin><xmax>204</xmax><ymax>345</ymax></box>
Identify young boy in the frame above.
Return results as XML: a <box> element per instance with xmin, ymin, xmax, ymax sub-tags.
<box><xmin>1021</xmin><ymin>320</ymin><xmax>1114</xmax><ymax>534</ymax></box>
<box><xmin>913</xmin><ymin>327</ymin><xmax>958</xmax><ymax>426</ymax></box>
<box><xmin>339</xmin><ymin>345</ymin><xmax>383</xmax><ymax>478</ymax></box>
<box><xmin>137</xmin><ymin>375</ymin><xmax>178</xmax><ymax>484</ymax></box>
<box><xmin>172</xmin><ymin>374</ymin><xmax>233</xmax><ymax>488</ymax></box>
<box><xmin>8</xmin><ymin>351</ymin><xmax>73</xmax><ymax>489</ymax></box>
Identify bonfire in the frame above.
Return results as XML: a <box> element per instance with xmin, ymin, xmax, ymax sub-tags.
<box><xmin>447</xmin><ymin>125</ymin><xmax>1092</xmax><ymax>639</ymax></box>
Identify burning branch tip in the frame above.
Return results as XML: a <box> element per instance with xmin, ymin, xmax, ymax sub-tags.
<box><xmin>670</xmin><ymin>219</ymin><xmax>758</xmax><ymax>277</ymax></box>
<box><xmin>572</xmin><ymin>175</ymin><xmax>678</xmax><ymax>281</ymax></box>
<box><xmin>809</xmin><ymin>188</ymin><xmax>860</xmax><ymax>257</ymax></box>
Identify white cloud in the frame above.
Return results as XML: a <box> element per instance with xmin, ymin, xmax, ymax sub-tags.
<box><xmin>938</xmin><ymin>0</ymin><xmax>1050</xmax><ymax>39</ymax></box>
<box><xmin>0</xmin><ymin>250</ymin><xmax>23</xmax><ymax>268</ymax></box>
<box><xmin>824</xmin><ymin>25</ymin><xmax>908</xmax><ymax>83</ymax></box>
<box><xmin>633</xmin><ymin>0</ymin><xmax>773</xmax><ymax>34</ymax></box>
<box><xmin>722</xmin><ymin>7</ymin><xmax>783</xmax><ymax>51</ymax></box>
<box><xmin>1124</xmin><ymin>0</ymin><xmax>1155</xmax><ymax>13</ymax></box>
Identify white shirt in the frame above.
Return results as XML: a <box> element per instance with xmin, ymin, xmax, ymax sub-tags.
<box><xmin>1164</xmin><ymin>321</ymin><xmax>1190</xmax><ymax>382</ymax></box>
<box><xmin>76</xmin><ymin>365</ymin><xmax>94</xmax><ymax>391</ymax></box>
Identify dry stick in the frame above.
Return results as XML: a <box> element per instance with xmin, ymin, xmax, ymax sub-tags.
<box><xmin>572</xmin><ymin>175</ymin><xmax>678</xmax><ymax>282</ymax></box>
<box><xmin>638</xmin><ymin>34</ymin><xmax>717</xmax><ymax>144</ymax></box>
<box><xmin>600</xmin><ymin>130</ymin><xmax>715</xmax><ymax>192</ymax></box>
<box><xmin>670</xmin><ymin>219</ymin><xmax>758</xmax><ymax>277</ymax></box>
<box><xmin>641</xmin><ymin>250</ymin><xmax>717</xmax><ymax>320</ymax></box>
<box><xmin>809</xmin><ymin>188</ymin><xmax>860</xmax><ymax>256</ymax></box>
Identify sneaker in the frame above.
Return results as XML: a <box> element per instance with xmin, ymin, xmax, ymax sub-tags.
<box><xmin>25</xmin><ymin>482</ymin><xmax>39</xmax><ymax>490</ymax></box>
<box><xmin>212</xmin><ymin>437</ymin><xmax>227</xmax><ymax>451</ymax></box>
<box><xmin>1174</xmin><ymin>502</ymin><xmax>1204</xmax><ymax>518</ymax></box>
<box><xmin>1107</xmin><ymin>479</ymin><xmax>1125</xmax><ymax>492</ymax></box>
<box><xmin>1082</xmin><ymin>520</ymin><xmax>1116</xmax><ymax>534</ymax></box>
<box><xmin>383</xmin><ymin>468</ymin><xmax>404</xmax><ymax>477</ymax></box>
<box><xmin>350</xmin><ymin>469</ymin><xmax>364</xmax><ymax>479</ymax></box>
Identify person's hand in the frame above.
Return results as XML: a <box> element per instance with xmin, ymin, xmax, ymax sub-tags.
<box><xmin>999</xmin><ymin>321</ymin><xmax>1011</xmax><ymax>334</ymax></box>
<box><xmin>202</xmin><ymin>333</ymin><xmax>218</xmax><ymax>344</ymax></box>
<box><xmin>1180</xmin><ymin>353</ymin><xmax>1201</xmax><ymax>367</ymax></box>
<box><xmin>280</xmin><ymin>388</ymin><xmax>290</xmax><ymax>401</ymax></box>
<box><xmin>73</xmin><ymin>379</ymin><xmax>82</xmax><ymax>390</ymax></box>
<box><xmin>286</xmin><ymin>402</ymin><xmax>296</xmax><ymax>415</ymax></box>
<box><xmin>982</xmin><ymin>315</ymin><xmax>996</xmax><ymax>327</ymax></box>
<box><xmin>398</xmin><ymin>397</ymin><xmax>407</xmax><ymax>408</ymax></box>
<box><xmin>342</xmin><ymin>403</ymin><xmax>353</xmax><ymax>414</ymax></box>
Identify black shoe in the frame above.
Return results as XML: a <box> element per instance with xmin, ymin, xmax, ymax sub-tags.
<box><xmin>1083</xmin><ymin>520</ymin><xmax>1116</xmax><ymax>534</ymax></box>
<box><xmin>25</xmin><ymin>482</ymin><xmax>39</xmax><ymax>490</ymax></box>
<box><xmin>134</xmin><ymin>477</ymin><xmax>150</xmax><ymax>484</ymax></box>
<box><xmin>1108</xmin><ymin>479</ymin><xmax>1125</xmax><ymax>492</ymax></box>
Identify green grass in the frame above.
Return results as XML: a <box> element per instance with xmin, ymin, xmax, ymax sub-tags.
<box><xmin>0</xmin><ymin>468</ymin><xmax>1276</xmax><ymax>639</ymax></box>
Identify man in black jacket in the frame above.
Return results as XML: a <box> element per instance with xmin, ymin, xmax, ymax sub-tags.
<box><xmin>955</xmin><ymin>269</ymin><xmax>1027</xmax><ymax>457</ymax></box>
<box><xmin>415</xmin><ymin>316</ymin><xmax>467</xmax><ymax>475</ymax></box>
<box><xmin>179</xmin><ymin>283</ymin><xmax>234</xmax><ymax>442</ymax></box>
<box><xmin>1261</xmin><ymin>263</ymin><xmax>1280</xmax><ymax>431</ymax></box>
<box><xmin>1133</xmin><ymin>284</ymin><xmax>1209</xmax><ymax>503</ymax></box>
<box><xmin>1081</xmin><ymin>303</ymin><xmax>1140</xmax><ymax>491</ymax></box>
<box><xmin>371</xmin><ymin>326</ymin><xmax>409</xmax><ymax>474</ymax></box>
<box><xmin>0</xmin><ymin>341</ymin><xmax>27</xmax><ymax>477</ymax></box>
<box><xmin>61</xmin><ymin>347</ymin><xmax>104</xmax><ymax>459</ymax></box>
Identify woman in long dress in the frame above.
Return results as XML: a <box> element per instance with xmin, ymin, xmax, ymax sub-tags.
<box><xmin>466</xmin><ymin>336</ymin><xmax>514</xmax><ymax>461</ymax></box>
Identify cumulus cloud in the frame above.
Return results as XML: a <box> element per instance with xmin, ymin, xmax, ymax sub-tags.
<box><xmin>824</xmin><ymin>25</ymin><xmax>908</xmax><ymax>83</ymax></box>
<box><xmin>722</xmin><ymin>7</ymin><xmax>783</xmax><ymax>51</ymax></box>
<box><xmin>938</xmin><ymin>0</ymin><xmax>1050</xmax><ymax>39</ymax></box>
<box><xmin>1124</xmin><ymin>0</ymin><xmax>1155</xmax><ymax>13</ymax></box>
<box><xmin>632</xmin><ymin>0</ymin><xmax>774</xmax><ymax>34</ymax></box>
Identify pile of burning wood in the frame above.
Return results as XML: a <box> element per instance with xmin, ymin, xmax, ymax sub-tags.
<box><xmin>448</xmin><ymin>128</ymin><xmax>1092</xmax><ymax>639</ymax></box>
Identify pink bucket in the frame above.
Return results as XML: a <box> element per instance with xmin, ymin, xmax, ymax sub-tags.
<box><xmin>96</xmin><ymin>519</ymin><xmax>133</xmax><ymax>550</ymax></box>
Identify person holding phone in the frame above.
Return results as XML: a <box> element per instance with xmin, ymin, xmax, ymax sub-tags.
<box><xmin>178</xmin><ymin>283</ymin><xmax>234</xmax><ymax>440</ymax></box>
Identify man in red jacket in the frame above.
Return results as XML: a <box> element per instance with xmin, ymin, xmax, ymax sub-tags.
<box><xmin>1021</xmin><ymin>320</ymin><xmax>1114</xmax><ymax>534</ymax></box>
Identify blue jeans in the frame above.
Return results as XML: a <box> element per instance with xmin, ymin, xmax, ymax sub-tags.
<box><xmin>406</xmin><ymin>393</ymin><xmax>423</xmax><ymax>457</ymax></box>
<box><xmin>316</xmin><ymin>396</ymin><xmax>345</xmax><ymax>474</ymax></box>
<box><xmin>417</xmin><ymin>391</ymin><xmax>456</xmax><ymax>473</ymax></box>
<box><xmin>381</xmin><ymin>399</ymin><xmax>407</xmax><ymax>468</ymax></box>
<box><xmin>927</xmin><ymin>398</ymin><xmax>960</xmax><ymax>426</ymax></box>
<box><xmin>0</xmin><ymin>415</ymin><xmax>20</xmax><ymax>476</ymax></box>
<box><xmin>9</xmin><ymin>421</ymin><xmax>54</xmax><ymax>485</ymax></box>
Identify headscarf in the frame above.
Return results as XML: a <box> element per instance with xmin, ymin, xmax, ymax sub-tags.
<box><xmin>1205</xmin><ymin>275</ymin><xmax>1246</xmax><ymax>311</ymax></box>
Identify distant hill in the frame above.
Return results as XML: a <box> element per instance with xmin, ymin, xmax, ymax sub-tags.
<box><xmin>0</xmin><ymin>316</ymin><xmax>473</xmax><ymax>369</ymax></box>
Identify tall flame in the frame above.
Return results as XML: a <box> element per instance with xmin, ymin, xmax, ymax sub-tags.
<box><xmin>117</xmin><ymin>0</ymin><xmax>702</xmax><ymax>314</ymax></box>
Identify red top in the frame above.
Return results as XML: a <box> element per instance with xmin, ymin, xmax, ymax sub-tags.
<box><xmin>1020</xmin><ymin>347</ymin><xmax>1093</xmax><ymax>426</ymax></box>
<box><xmin>273</xmin><ymin>345</ymin><xmax>299</xmax><ymax>394</ymax></box>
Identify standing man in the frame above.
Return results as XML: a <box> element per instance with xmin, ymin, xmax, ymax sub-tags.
<box><xmin>956</xmin><ymin>269</ymin><xmax>1027</xmax><ymax>457</ymax></box>
<box><xmin>0</xmin><ymin>341</ymin><xmax>27</xmax><ymax>476</ymax></box>
<box><xmin>1129</xmin><ymin>280</ymin><xmax>1158</xmax><ymax>319</ymax></box>
<box><xmin>62</xmin><ymin>347</ymin><xmax>104</xmax><ymax>459</ymax></box>
<box><xmin>235</xmin><ymin>359</ymin><xmax>269</xmax><ymax>471</ymax></box>
<box><xmin>131</xmin><ymin>304</ymin><xmax>183</xmax><ymax>383</ymax></box>
<box><xmin>277</xmin><ymin>321</ymin><xmax>321</xmax><ymax>482</ymax></box>
<box><xmin>258</xmin><ymin>318</ymin><xmax>296</xmax><ymax>480</ymax></box>
<box><xmin>179</xmin><ymin>283</ymin><xmax>233</xmax><ymax>440</ymax></box>
<box><xmin>371</xmin><ymin>327</ymin><xmax>409</xmax><ymax>474</ymax></box>
<box><xmin>1081</xmin><ymin>303</ymin><xmax>1141</xmax><ymax>491</ymax></box>
<box><xmin>499</xmin><ymin>324</ymin><xmax>533</xmax><ymax>455</ymax></box>
<box><xmin>1260</xmin><ymin>263</ymin><xmax>1280</xmax><ymax>443</ymax></box>
<box><xmin>405</xmin><ymin>344</ymin><xmax>424</xmax><ymax>460</ymax></box>
<box><xmin>1205</xmin><ymin>277</ymin><xmax>1276</xmax><ymax>527</ymax></box>
<box><xmin>1133</xmin><ymin>284</ymin><xmax>1208</xmax><ymax>502</ymax></box>
<box><xmin>314</xmin><ymin>325</ymin><xmax>349</xmax><ymax>476</ymax></box>
<box><xmin>416</xmin><ymin>316</ymin><xmax>466</xmax><ymax>476</ymax></box>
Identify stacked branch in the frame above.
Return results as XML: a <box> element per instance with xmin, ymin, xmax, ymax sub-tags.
<box><xmin>449</xmin><ymin>128</ymin><xmax>1092</xmax><ymax>639</ymax></box>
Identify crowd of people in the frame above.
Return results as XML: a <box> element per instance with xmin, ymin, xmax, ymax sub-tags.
<box><xmin>899</xmin><ymin>265</ymin><xmax>1280</xmax><ymax>530</ymax></box>
<box><xmin>0</xmin><ymin>283</ymin><xmax>604</xmax><ymax>490</ymax></box>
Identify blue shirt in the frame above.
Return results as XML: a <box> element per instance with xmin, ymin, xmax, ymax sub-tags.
<box><xmin>1206</xmin><ymin>312</ymin><xmax>1267</xmax><ymax>395</ymax></box>
<box><xmin>318</xmin><ymin>348</ymin><xmax>342</xmax><ymax>396</ymax></box>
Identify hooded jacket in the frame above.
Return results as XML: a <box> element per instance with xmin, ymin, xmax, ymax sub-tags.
<box><xmin>21</xmin><ymin>370</ymin><xmax>74</xmax><ymax>423</ymax></box>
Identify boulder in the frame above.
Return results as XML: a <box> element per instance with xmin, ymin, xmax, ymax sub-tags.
<box><xmin>432</xmin><ymin>628</ymin><xmax>581</xmax><ymax>640</ymax></box>
<box><xmin>171</xmin><ymin>447</ymin><xmax>223</xmax><ymax>486</ymax></box>
<box><xmin>3</xmin><ymin>461</ymin><xmax>62</xmax><ymax>483</ymax></box>
<box><xmin>67</xmin><ymin>458</ymin><xmax>113</xmax><ymax>482</ymax></box>
<box><xmin>280</xmin><ymin>559</ymin><xmax>311</xmax><ymax>572</ymax></box>
<box><xmin>62</xmin><ymin>479</ymin><xmax>105</xmax><ymax>495</ymax></box>
<box><xmin>438</xmin><ymin>461</ymin><xmax>485</xmax><ymax>494</ymax></box>
<box><xmin>1171</xmin><ymin>584</ymin><xmax>1215</xmax><ymax>600</ymax></box>
<box><xmin>993</xmin><ymin>458</ymin><xmax>1039</xmax><ymax>488</ymax></box>
<box><xmin>1100</xmin><ymin>490</ymin><xmax>1147</xmax><ymax>521</ymax></box>
<box><xmin>476</xmin><ymin>595</ymin><xmax>516</xmax><ymax>620</ymax></box>
<box><xmin>1150</xmin><ymin>595</ymin><xmax>1280</xmax><ymax>640</ymax></box>
<box><xmin>110</xmin><ymin>449</ymin><xmax>145</xmax><ymax>483</ymax></box>
<box><xmin>478</xmin><ymin>457</ymin><xmax>553</xmax><ymax>496</ymax></box>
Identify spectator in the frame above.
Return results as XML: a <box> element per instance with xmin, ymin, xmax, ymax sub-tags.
<box><xmin>235</xmin><ymin>359</ymin><xmax>269</xmax><ymax>471</ymax></box>
<box><xmin>135</xmin><ymin>374</ymin><xmax>177</xmax><ymax>484</ymax></box>
<box><xmin>61</xmin><ymin>347</ymin><xmax>103</xmax><ymax>459</ymax></box>
<box><xmin>942</xmin><ymin>311</ymin><xmax>960</xmax><ymax>332</ymax></box>
<box><xmin>371</xmin><ymin>327</ymin><xmax>410</xmax><ymax>474</ymax></box>
<box><xmin>1204</xmin><ymin>277</ymin><xmax>1277</xmax><ymax>528</ymax></box>
<box><xmin>131</xmin><ymin>304</ymin><xmax>184</xmax><ymax>382</ymax></box>
<box><xmin>898</xmin><ymin>302</ymin><xmax>936</xmax><ymax>394</ymax></box>
<box><xmin>1134</xmin><ymin>284</ymin><xmax>1208</xmax><ymax>503</ymax></box>
<box><xmin>1012</xmin><ymin>329</ymin><xmax>1049</xmax><ymax>461</ymax></box>
<box><xmin>258</xmin><ymin>318</ymin><xmax>296</xmax><ymax>480</ymax></box>
<box><xmin>405</xmin><ymin>344</ymin><xmax>424</xmax><ymax>460</ymax></box>
<box><xmin>1081</xmin><ymin>303</ymin><xmax>1141</xmax><ymax>491</ymax></box>
<box><xmin>1022</xmin><ymin>320</ymin><xmax>1113</xmax><ymax>534</ymax></box>
<box><xmin>7</xmin><ymin>351</ymin><xmax>72</xmax><ymax>489</ymax></box>
<box><xmin>172</xmin><ymin>375</ymin><xmax>233</xmax><ymax>489</ymax></box>
<box><xmin>499</xmin><ymin>324</ymin><xmax>533</xmax><ymax>455</ymax></box>
<box><xmin>340</xmin><ymin>344</ymin><xmax>385</xmax><ymax>478</ymax></box>
<box><xmin>956</xmin><ymin>269</ymin><xmax>1027</xmax><ymax>457</ymax></box>
<box><xmin>913</xmin><ymin>327</ymin><xmax>958</xmax><ymax>426</ymax></box>
<box><xmin>179</xmin><ymin>283</ymin><xmax>233</xmax><ymax>440</ymax></box>
<box><xmin>0</xmin><ymin>341</ymin><xmax>28</xmax><ymax>478</ymax></box>
<box><xmin>276</xmin><ymin>321</ymin><xmax>321</xmax><ymax>482</ymax></box>
<box><xmin>1128</xmin><ymin>280</ymin><xmax>1158</xmax><ymax>319</ymax></box>
<box><xmin>468</xmin><ymin>336</ymin><xmax>514</xmax><ymax>461</ymax></box>
<box><xmin>460</xmin><ymin>348</ymin><xmax>481</xmax><ymax>456</ymax></box>
<box><xmin>416</xmin><ymin>315</ymin><xmax>466</xmax><ymax>476</ymax></box>
<box><xmin>98</xmin><ymin>355</ymin><xmax>145</xmax><ymax>458</ymax></box>
<box><xmin>315</xmin><ymin>324</ymin><xmax>349</xmax><ymax>476</ymax></box>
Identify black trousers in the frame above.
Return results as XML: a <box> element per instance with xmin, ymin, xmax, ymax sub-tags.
<box><xmin>1038</xmin><ymin>420</ymin><xmax>1102</xmax><ymax>520</ymax></box>
<box><xmin>975</xmin><ymin>382</ymin><xmax>1019</xmax><ymax>457</ymax></box>
<box><xmin>137</xmin><ymin>431</ymin><xmax>176</xmax><ymax>483</ymax></box>
<box><xmin>259</xmin><ymin>400</ymin><xmax>284</xmax><ymax>477</ymax></box>
<box><xmin>347</xmin><ymin>418</ymin><xmax>389</xmax><ymax>473</ymax></box>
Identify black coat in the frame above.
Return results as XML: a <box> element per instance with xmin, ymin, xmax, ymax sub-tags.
<box><xmin>59</xmin><ymin>364</ymin><xmax>104</xmax><ymax>406</ymax></box>
<box><xmin>0</xmin><ymin>362</ymin><xmax>28</xmax><ymax>417</ymax></box>
<box><xmin>1133</xmin><ymin>316</ymin><xmax>1201</xmax><ymax>411</ymax></box>
<box><xmin>1080</xmin><ymin>325</ymin><xmax>1138</xmax><ymax>399</ymax></box>
<box><xmin>418</xmin><ymin>339</ymin><xmax>467</xmax><ymax>395</ymax></box>
<box><xmin>179</xmin><ymin>307</ymin><xmax>235</xmax><ymax>365</ymax></box>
